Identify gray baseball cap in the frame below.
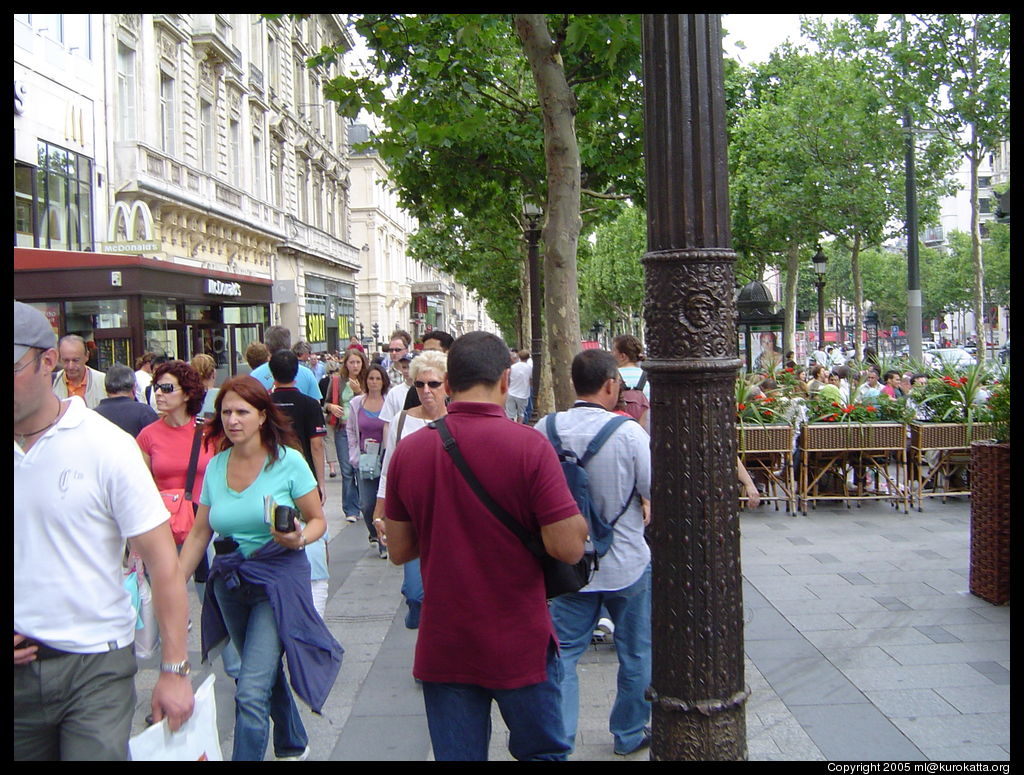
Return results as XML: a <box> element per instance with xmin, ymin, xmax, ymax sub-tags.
<box><xmin>14</xmin><ymin>301</ymin><xmax>57</xmax><ymax>363</ymax></box>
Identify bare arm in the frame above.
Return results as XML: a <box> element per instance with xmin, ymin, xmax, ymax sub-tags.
<box><xmin>178</xmin><ymin>503</ymin><xmax>215</xmax><ymax>580</ymax></box>
<box><xmin>737</xmin><ymin>457</ymin><xmax>760</xmax><ymax>509</ymax></box>
<box><xmin>541</xmin><ymin>514</ymin><xmax>589</xmax><ymax>564</ymax></box>
<box><xmin>130</xmin><ymin>521</ymin><xmax>195</xmax><ymax>731</ymax></box>
<box><xmin>384</xmin><ymin>517</ymin><xmax>419</xmax><ymax>565</ymax></box>
<box><xmin>311</xmin><ymin>435</ymin><xmax>326</xmax><ymax>503</ymax></box>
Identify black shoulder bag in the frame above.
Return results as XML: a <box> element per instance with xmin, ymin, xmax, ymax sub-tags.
<box><xmin>430</xmin><ymin>416</ymin><xmax>595</xmax><ymax>599</ymax></box>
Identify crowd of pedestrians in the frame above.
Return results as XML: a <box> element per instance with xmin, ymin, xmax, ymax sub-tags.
<box><xmin>16</xmin><ymin>297</ymin><xmax>773</xmax><ymax>761</ymax></box>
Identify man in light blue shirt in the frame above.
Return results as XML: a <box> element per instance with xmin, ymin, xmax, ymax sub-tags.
<box><xmin>248</xmin><ymin>326</ymin><xmax>323</xmax><ymax>400</ymax></box>
<box><xmin>534</xmin><ymin>349</ymin><xmax>652</xmax><ymax>757</ymax></box>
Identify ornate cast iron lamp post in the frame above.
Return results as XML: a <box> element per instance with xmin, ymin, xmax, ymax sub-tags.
<box><xmin>642</xmin><ymin>13</ymin><xmax>747</xmax><ymax>760</ymax></box>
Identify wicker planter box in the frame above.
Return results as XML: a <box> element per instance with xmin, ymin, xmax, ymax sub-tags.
<box><xmin>800</xmin><ymin>422</ymin><xmax>905</xmax><ymax>452</ymax></box>
<box><xmin>738</xmin><ymin>424</ymin><xmax>793</xmax><ymax>454</ymax></box>
<box><xmin>910</xmin><ymin>422</ymin><xmax>995</xmax><ymax>451</ymax></box>
<box><xmin>969</xmin><ymin>440</ymin><xmax>1010</xmax><ymax>605</ymax></box>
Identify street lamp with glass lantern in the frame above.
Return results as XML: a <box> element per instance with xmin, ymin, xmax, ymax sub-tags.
<box><xmin>811</xmin><ymin>244</ymin><xmax>828</xmax><ymax>350</ymax></box>
<box><xmin>865</xmin><ymin>308</ymin><xmax>880</xmax><ymax>354</ymax></box>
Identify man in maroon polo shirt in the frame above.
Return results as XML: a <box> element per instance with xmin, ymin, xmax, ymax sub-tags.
<box><xmin>384</xmin><ymin>331</ymin><xmax>588</xmax><ymax>761</ymax></box>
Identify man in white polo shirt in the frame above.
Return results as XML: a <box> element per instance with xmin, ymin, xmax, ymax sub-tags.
<box><xmin>14</xmin><ymin>301</ymin><xmax>194</xmax><ymax>761</ymax></box>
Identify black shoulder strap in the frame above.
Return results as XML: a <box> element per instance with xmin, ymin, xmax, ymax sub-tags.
<box><xmin>430</xmin><ymin>417</ymin><xmax>546</xmax><ymax>559</ymax></box>
<box><xmin>634</xmin><ymin>371</ymin><xmax>647</xmax><ymax>392</ymax></box>
<box><xmin>184</xmin><ymin>419</ymin><xmax>204</xmax><ymax>500</ymax></box>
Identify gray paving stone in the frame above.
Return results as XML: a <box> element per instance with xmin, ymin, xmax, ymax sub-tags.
<box><xmin>881</xmin><ymin>640</ymin><xmax>1010</xmax><ymax>667</ymax></box>
<box><xmin>817</xmin><ymin>646</ymin><xmax>904</xmax><ymax>670</ymax></box>
<box><xmin>789</xmin><ymin>703</ymin><xmax>926</xmax><ymax>761</ymax></box>
<box><xmin>839</xmin><ymin>664</ymin><xmax>1000</xmax><ymax>691</ymax></box>
<box><xmin>862</xmin><ymin>688</ymin><xmax>960</xmax><ymax>718</ymax></box>
<box><xmin>873</xmin><ymin>596</ymin><xmax>913</xmax><ymax>611</ymax></box>
<box><xmin>913</xmin><ymin>625</ymin><xmax>962</xmax><ymax>644</ymax></box>
<box><xmin>890</xmin><ymin>712</ymin><xmax>1010</xmax><ymax>751</ymax></box>
<box><xmin>839</xmin><ymin>608</ymin><xmax>993</xmax><ymax>629</ymax></box>
<box><xmin>804</xmin><ymin>627</ymin><xmax>932</xmax><ymax>650</ymax></box>
<box><xmin>923</xmin><ymin>744</ymin><xmax>1010</xmax><ymax>761</ymax></box>
<box><xmin>967</xmin><ymin>661</ymin><xmax>1011</xmax><ymax>685</ymax></box>
<box><xmin>782</xmin><ymin>613</ymin><xmax>855</xmax><ymax>632</ymax></box>
<box><xmin>934</xmin><ymin>684</ymin><xmax>1011</xmax><ymax>714</ymax></box>
<box><xmin>756</xmin><ymin>657</ymin><xmax>868</xmax><ymax>706</ymax></box>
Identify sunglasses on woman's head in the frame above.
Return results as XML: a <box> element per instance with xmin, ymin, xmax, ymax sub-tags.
<box><xmin>154</xmin><ymin>383</ymin><xmax>179</xmax><ymax>393</ymax></box>
<box><xmin>414</xmin><ymin>380</ymin><xmax>443</xmax><ymax>389</ymax></box>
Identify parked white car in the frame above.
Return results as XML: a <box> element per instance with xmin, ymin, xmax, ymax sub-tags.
<box><xmin>924</xmin><ymin>347</ymin><xmax>977</xmax><ymax>370</ymax></box>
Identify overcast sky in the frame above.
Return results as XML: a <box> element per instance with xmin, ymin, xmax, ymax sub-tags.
<box><xmin>721</xmin><ymin>13</ymin><xmax>833</xmax><ymax>65</ymax></box>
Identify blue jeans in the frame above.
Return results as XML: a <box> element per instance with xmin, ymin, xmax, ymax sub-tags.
<box><xmin>358</xmin><ymin>474</ymin><xmax>381</xmax><ymax>542</ymax></box>
<box><xmin>212</xmin><ymin>576</ymin><xmax>308</xmax><ymax>761</ymax></box>
<box><xmin>402</xmin><ymin>558</ymin><xmax>423</xmax><ymax>605</ymax></box>
<box><xmin>549</xmin><ymin>563</ymin><xmax>652</xmax><ymax>754</ymax></box>
<box><xmin>334</xmin><ymin>429</ymin><xmax>361</xmax><ymax>518</ymax></box>
<box><xmin>421</xmin><ymin>642</ymin><xmax>570</xmax><ymax>761</ymax></box>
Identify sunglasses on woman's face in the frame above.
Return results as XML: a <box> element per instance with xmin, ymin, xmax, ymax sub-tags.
<box><xmin>414</xmin><ymin>380</ymin><xmax>443</xmax><ymax>389</ymax></box>
<box><xmin>154</xmin><ymin>383</ymin><xmax>180</xmax><ymax>393</ymax></box>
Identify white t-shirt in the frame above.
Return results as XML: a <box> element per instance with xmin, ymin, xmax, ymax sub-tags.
<box><xmin>14</xmin><ymin>397</ymin><xmax>170</xmax><ymax>652</ymax></box>
<box><xmin>377</xmin><ymin>411</ymin><xmax>431</xmax><ymax>498</ymax></box>
<box><xmin>508</xmin><ymin>360</ymin><xmax>533</xmax><ymax>399</ymax></box>
<box><xmin>135</xmin><ymin>369</ymin><xmax>152</xmax><ymax>403</ymax></box>
<box><xmin>379</xmin><ymin>382</ymin><xmax>411</xmax><ymax>425</ymax></box>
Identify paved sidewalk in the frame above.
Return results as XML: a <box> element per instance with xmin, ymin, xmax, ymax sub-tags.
<box><xmin>130</xmin><ymin>481</ymin><xmax>1009</xmax><ymax>761</ymax></box>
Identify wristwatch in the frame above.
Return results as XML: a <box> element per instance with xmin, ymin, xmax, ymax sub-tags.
<box><xmin>160</xmin><ymin>659</ymin><xmax>192</xmax><ymax>677</ymax></box>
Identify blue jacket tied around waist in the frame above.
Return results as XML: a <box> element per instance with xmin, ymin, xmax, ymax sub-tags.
<box><xmin>201</xmin><ymin>540</ymin><xmax>344</xmax><ymax>714</ymax></box>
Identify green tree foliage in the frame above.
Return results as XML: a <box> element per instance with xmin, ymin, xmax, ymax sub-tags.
<box><xmin>578</xmin><ymin>205</ymin><xmax>645</xmax><ymax>329</ymax></box>
<box><xmin>286</xmin><ymin>13</ymin><xmax>645</xmax><ymax>406</ymax></box>
<box><xmin>805</xmin><ymin>13</ymin><xmax>1010</xmax><ymax>362</ymax></box>
<box><xmin>730</xmin><ymin>33</ymin><xmax>960</xmax><ymax>359</ymax></box>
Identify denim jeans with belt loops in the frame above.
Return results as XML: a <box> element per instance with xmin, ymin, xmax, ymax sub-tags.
<box><xmin>212</xmin><ymin>575</ymin><xmax>307</xmax><ymax>761</ymax></box>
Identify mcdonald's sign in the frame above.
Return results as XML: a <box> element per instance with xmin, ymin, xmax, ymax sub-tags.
<box><xmin>101</xmin><ymin>200</ymin><xmax>161</xmax><ymax>254</ymax></box>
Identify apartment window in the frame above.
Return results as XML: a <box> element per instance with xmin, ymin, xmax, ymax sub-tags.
<box><xmin>15</xmin><ymin>162</ymin><xmax>38</xmax><ymax>247</ymax></box>
<box><xmin>268</xmin><ymin>35</ymin><xmax>280</xmax><ymax>92</ymax></box>
<box><xmin>160</xmin><ymin>74</ymin><xmax>177</xmax><ymax>155</ymax></box>
<box><xmin>24</xmin><ymin>141</ymin><xmax>94</xmax><ymax>251</ymax></box>
<box><xmin>64</xmin><ymin>14</ymin><xmax>92</xmax><ymax>59</ymax></box>
<box><xmin>293</xmin><ymin>51</ymin><xmax>305</xmax><ymax>106</ymax></box>
<box><xmin>116</xmin><ymin>42</ymin><xmax>137</xmax><ymax>140</ymax></box>
<box><xmin>297</xmin><ymin>169</ymin><xmax>308</xmax><ymax>222</ymax></box>
<box><xmin>229</xmin><ymin>119</ymin><xmax>241</xmax><ymax>185</ymax></box>
<box><xmin>36</xmin><ymin>13</ymin><xmax>64</xmax><ymax>43</ymax></box>
<box><xmin>979</xmin><ymin>197</ymin><xmax>992</xmax><ymax>215</ymax></box>
<box><xmin>313</xmin><ymin>171</ymin><xmax>323</xmax><ymax>230</ymax></box>
<box><xmin>270</xmin><ymin>140</ymin><xmax>285</xmax><ymax>208</ymax></box>
<box><xmin>252</xmin><ymin>136</ymin><xmax>264</xmax><ymax>199</ymax></box>
<box><xmin>199</xmin><ymin>100</ymin><xmax>214</xmax><ymax>171</ymax></box>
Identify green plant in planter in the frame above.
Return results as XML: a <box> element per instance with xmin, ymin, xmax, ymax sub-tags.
<box><xmin>805</xmin><ymin>393</ymin><xmax>913</xmax><ymax>425</ymax></box>
<box><xmin>985</xmin><ymin>367</ymin><xmax>1010</xmax><ymax>444</ymax></box>
<box><xmin>913</xmin><ymin>363</ymin><xmax>996</xmax><ymax>441</ymax></box>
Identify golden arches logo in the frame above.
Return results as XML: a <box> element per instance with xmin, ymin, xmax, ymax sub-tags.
<box><xmin>107</xmin><ymin>200</ymin><xmax>155</xmax><ymax>242</ymax></box>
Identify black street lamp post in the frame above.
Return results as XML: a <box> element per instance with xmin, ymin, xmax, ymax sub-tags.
<box><xmin>524</xmin><ymin>203</ymin><xmax>543</xmax><ymax>424</ymax></box>
<box><xmin>811</xmin><ymin>245</ymin><xmax>828</xmax><ymax>350</ymax></box>
<box><xmin>865</xmin><ymin>309</ymin><xmax>880</xmax><ymax>354</ymax></box>
<box><xmin>642</xmin><ymin>14</ymin><xmax>746</xmax><ymax>760</ymax></box>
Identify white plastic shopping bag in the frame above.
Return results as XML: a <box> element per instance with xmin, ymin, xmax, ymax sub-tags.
<box><xmin>133</xmin><ymin>568</ymin><xmax>160</xmax><ymax>660</ymax></box>
<box><xmin>129</xmin><ymin>674</ymin><xmax>223</xmax><ymax>761</ymax></box>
